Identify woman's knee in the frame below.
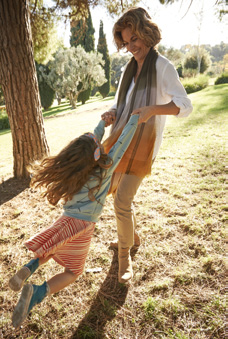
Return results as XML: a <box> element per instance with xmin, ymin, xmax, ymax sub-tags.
<box><xmin>114</xmin><ymin>191</ymin><xmax>132</xmax><ymax>214</ymax></box>
<box><xmin>114</xmin><ymin>174</ymin><xmax>142</xmax><ymax>212</ymax></box>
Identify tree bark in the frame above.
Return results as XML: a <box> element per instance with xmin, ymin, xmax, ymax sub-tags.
<box><xmin>0</xmin><ymin>0</ymin><xmax>49</xmax><ymax>178</ymax></box>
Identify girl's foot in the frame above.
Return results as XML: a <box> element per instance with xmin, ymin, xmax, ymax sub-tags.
<box><xmin>12</xmin><ymin>282</ymin><xmax>48</xmax><ymax>329</ymax></box>
<box><xmin>9</xmin><ymin>258</ymin><xmax>39</xmax><ymax>292</ymax></box>
<box><xmin>12</xmin><ymin>284</ymin><xmax>33</xmax><ymax>329</ymax></box>
<box><xmin>9</xmin><ymin>267</ymin><xmax>31</xmax><ymax>292</ymax></box>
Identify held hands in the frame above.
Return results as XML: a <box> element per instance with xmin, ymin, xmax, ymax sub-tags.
<box><xmin>101</xmin><ymin>110</ymin><xmax>116</xmax><ymax>127</ymax></box>
<box><xmin>102</xmin><ymin>106</ymin><xmax>155</xmax><ymax>126</ymax></box>
<box><xmin>131</xmin><ymin>106</ymin><xmax>155</xmax><ymax>124</ymax></box>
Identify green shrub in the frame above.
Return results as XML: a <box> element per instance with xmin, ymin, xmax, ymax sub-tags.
<box><xmin>36</xmin><ymin>62</ymin><xmax>55</xmax><ymax>110</ymax></box>
<box><xmin>215</xmin><ymin>73</ymin><xmax>228</xmax><ymax>85</ymax></box>
<box><xmin>78</xmin><ymin>87</ymin><xmax>91</xmax><ymax>105</ymax></box>
<box><xmin>99</xmin><ymin>81</ymin><xmax>110</xmax><ymax>98</ymax></box>
<box><xmin>176</xmin><ymin>64</ymin><xmax>183</xmax><ymax>78</ymax></box>
<box><xmin>181</xmin><ymin>75</ymin><xmax>209</xmax><ymax>94</ymax></box>
<box><xmin>39</xmin><ymin>81</ymin><xmax>55</xmax><ymax>110</ymax></box>
<box><xmin>108</xmin><ymin>91</ymin><xmax>116</xmax><ymax>97</ymax></box>
<box><xmin>182</xmin><ymin>68</ymin><xmax>198</xmax><ymax>78</ymax></box>
<box><xmin>0</xmin><ymin>112</ymin><xmax>10</xmax><ymax>130</ymax></box>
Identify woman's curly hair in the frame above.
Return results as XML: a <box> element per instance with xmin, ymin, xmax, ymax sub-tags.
<box><xmin>29</xmin><ymin>135</ymin><xmax>112</xmax><ymax>206</ymax></box>
<box><xmin>113</xmin><ymin>7</ymin><xmax>162</xmax><ymax>51</ymax></box>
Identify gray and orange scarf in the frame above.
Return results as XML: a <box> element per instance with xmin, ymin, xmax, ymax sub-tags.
<box><xmin>103</xmin><ymin>47</ymin><xmax>158</xmax><ymax>178</ymax></box>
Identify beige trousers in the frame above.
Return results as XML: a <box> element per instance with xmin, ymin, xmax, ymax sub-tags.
<box><xmin>111</xmin><ymin>173</ymin><xmax>143</xmax><ymax>248</ymax></box>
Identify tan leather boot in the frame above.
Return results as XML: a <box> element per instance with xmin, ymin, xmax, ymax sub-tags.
<box><xmin>110</xmin><ymin>231</ymin><xmax>140</xmax><ymax>249</ymax></box>
<box><xmin>118</xmin><ymin>246</ymin><xmax>133</xmax><ymax>283</ymax></box>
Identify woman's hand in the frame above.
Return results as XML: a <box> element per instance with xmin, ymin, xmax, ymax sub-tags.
<box><xmin>131</xmin><ymin>106</ymin><xmax>155</xmax><ymax>124</ymax></box>
<box><xmin>131</xmin><ymin>102</ymin><xmax>180</xmax><ymax>124</ymax></box>
<box><xmin>101</xmin><ymin>110</ymin><xmax>116</xmax><ymax>127</ymax></box>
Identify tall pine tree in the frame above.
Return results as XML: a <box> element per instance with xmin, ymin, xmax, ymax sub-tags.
<box><xmin>97</xmin><ymin>20</ymin><xmax>110</xmax><ymax>98</ymax></box>
<box><xmin>70</xmin><ymin>8</ymin><xmax>95</xmax><ymax>104</ymax></box>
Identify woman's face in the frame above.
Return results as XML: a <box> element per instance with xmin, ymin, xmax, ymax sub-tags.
<box><xmin>121</xmin><ymin>27</ymin><xmax>150</xmax><ymax>64</ymax></box>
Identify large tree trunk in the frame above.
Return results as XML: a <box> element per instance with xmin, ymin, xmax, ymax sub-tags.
<box><xmin>0</xmin><ymin>0</ymin><xmax>49</xmax><ymax>178</ymax></box>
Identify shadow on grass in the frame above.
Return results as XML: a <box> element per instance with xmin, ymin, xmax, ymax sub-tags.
<box><xmin>71</xmin><ymin>248</ymin><xmax>132</xmax><ymax>339</ymax></box>
<box><xmin>43</xmin><ymin>103</ymin><xmax>72</xmax><ymax>118</ymax></box>
<box><xmin>0</xmin><ymin>128</ymin><xmax>10</xmax><ymax>135</ymax></box>
<box><xmin>0</xmin><ymin>177</ymin><xmax>30</xmax><ymax>205</ymax></box>
<box><xmin>99</xmin><ymin>96</ymin><xmax>114</xmax><ymax>102</ymax></box>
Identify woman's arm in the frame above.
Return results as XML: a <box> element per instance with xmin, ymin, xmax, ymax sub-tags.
<box><xmin>132</xmin><ymin>59</ymin><xmax>193</xmax><ymax>124</ymax></box>
<box><xmin>162</xmin><ymin>61</ymin><xmax>193</xmax><ymax>117</ymax></box>
<box><xmin>132</xmin><ymin>101</ymin><xmax>179</xmax><ymax>124</ymax></box>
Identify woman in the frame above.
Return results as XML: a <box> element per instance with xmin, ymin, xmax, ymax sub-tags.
<box><xmin>101</xmin><ymin>7</ymin><xmax>193</xmax><ymax>284</ymax></box>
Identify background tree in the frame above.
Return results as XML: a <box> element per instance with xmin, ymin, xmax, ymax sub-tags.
<box><xmin>30</xmin><ymin>1</ymin><xmax>61</xmax><ymax>64</ymax></box>
<box><xmin>110</xmin><ymin>53</ymin><xmax>131</xmax><ymax>91</ymax></box>
<box><xmin>183</xmin><ymin>47</ymin><xmax>211</xmax><ymax>75</ymax></box>
<box><xmin>216</xmin><ymin>0</ymin><xmax>228</xmax><ymax>18</ymax></box>
<box><xmin>70</xmin><ymin>7</ymin><xmax>95</xmax><ymax>104</ymax></box>
<box><xmin>158</xmin><ymin>45</ymin><xmax>184</xmax><ymax>77</ymax></box>
<box><xmin>194</xmin><ymin>0</ymin><xmax>206</xmax><ymax>74</ymax></box>
<box><xmin>0</xmin><ymin>0</ymin><xmax>49</xmax><ymax>178</ymax></box>
<box><xmin>97</xmin><ymin>20</ymin><xmax>110</xmax><ymax>98</ymax></box>
<box><xmin>102</xmin><ymin>0</ymin><xmax>139</xmax><ymax>16</ymax></box>
<box><xmin>70</xmin><ymin>7</ymin><xmax>95</xmax><ymax>52</ymax></box>
<box><xmin>158</xmin><ymin>0</ymin><xmax>228</xmax><ymax>18</ymax></box>
<box><xmin>41</xmin><ymin>46</ymin><xmax>106</xmax><ymax>108</ymax></box>
<box><xmin>206</xmin><ymin>42</ymin><xmax>228</xmax><ymax>62</ymax></box>
<box><xmin>36</xmin><ymin>63</ymin><xmax>56</xmax><ymax>110</ymax></box>
<box><xmin>158</xmin><ymin>45</ymin><xmax>184</xmax><ymax>67</ymax></box>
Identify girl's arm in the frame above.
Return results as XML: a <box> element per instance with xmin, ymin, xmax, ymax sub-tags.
<box><xmin>93</xmin><ymin>119</ymin><xmax>106</xmax><ymax>142</ymax></box>
<box><xmin>107</xmin><ymin>114</ymin><xmax>139</xmax><ymax>175</ymax></box>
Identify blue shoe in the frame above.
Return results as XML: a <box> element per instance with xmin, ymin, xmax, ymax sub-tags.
<box><xmin>12</xmin><ymin>282</ymin><xmax>47</xmax><ymax>329</ymax></box>
<box><xmin>9</xmin><ymin>258</ymin><xmax>39</xmax><ymax>292</ymax></box>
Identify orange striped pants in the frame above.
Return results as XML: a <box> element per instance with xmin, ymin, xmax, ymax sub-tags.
<box><xmin>24</xmin><ymin>216</ymin><xmax>95</xmax><ymax>276</ymax></box>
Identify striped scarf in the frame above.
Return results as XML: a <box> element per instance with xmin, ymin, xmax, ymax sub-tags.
<box><xmin>103</xmin><ymin>47</ymin><xmax>158</xmax><ymax>178</ymax></box>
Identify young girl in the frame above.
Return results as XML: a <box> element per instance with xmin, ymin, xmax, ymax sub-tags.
<box><xmin>9</xmin><ymin>114</ymin><xmax>139</xmax><ymax>329</ymax></box>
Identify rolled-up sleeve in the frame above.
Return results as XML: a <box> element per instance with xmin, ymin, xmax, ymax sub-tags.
<box><xmin>93</xmin><ymin>120</ymin><xmax>106</xmax><ymax>141</ymax></box>
<box><xmin>162</xmin><ymin>62</ymin><xmax>193</xmax><ymax>118</ymax></box>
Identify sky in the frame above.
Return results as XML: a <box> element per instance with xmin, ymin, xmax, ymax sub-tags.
<box><xmin>54</xmin><ymin>0</ymin><xmax>228</xmax><ymax>54</ymax></box>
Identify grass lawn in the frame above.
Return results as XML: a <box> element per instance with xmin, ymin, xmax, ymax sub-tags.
<box><xmin>0</xmin><ymin>85</ymin><xmax>226</xmax><ymax>338</ymax></box>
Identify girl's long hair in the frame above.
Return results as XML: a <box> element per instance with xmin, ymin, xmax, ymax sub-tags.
<box><xmin>29</xmin><ymin>135</ymin><xmax>112</xmax><ymax>206</ymax></box>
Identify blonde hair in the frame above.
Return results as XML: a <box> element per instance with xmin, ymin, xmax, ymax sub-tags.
<box><xmin>113</xmin><ymin>7</ymin><xmax>162</xmax><ymax>51</ymax></box>
<box><xmin>29</xmin><ymin>135</ymin><xmax>112</xmax><ymax>206</ymax></box>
